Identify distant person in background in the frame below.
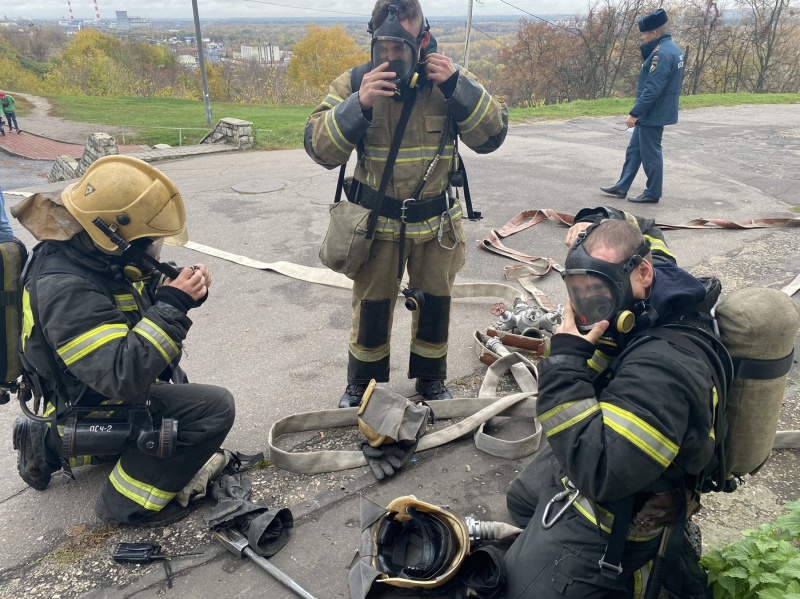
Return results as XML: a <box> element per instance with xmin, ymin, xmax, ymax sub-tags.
<box><xmin>0</xmin><ymin>92</ymin><xmax>21</xmax><ymax>133</ymax></box>
<box><xmin>0</xmin><ymin>188</ymin><xmax>15</xmax><ymax>241</ymax></box>
<box><xmin>600</xmin><ymin>8</ymin><xmax>684</xmax><ymax>204</ymax></box>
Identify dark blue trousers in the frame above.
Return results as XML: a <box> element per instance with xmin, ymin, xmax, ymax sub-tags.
<box><xmin>615</xmin><ymin>125</ymin><xmax>664</xmax><ymax>199</ymax></box>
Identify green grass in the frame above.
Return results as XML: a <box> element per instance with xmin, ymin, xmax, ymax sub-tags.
<box><xmin>45</xmin><ymin>92</ymin><xmax>800</xmax><ymax>150</ymax></box>
<box><xmin>48</xmin><ymin>96</ymin><xmax>314</xmax><ymax>149</ymax></box>
<box><xmin>509</xmin><ymin>93</ymin><xmax>800</xmax><ymax>121</ymax></box>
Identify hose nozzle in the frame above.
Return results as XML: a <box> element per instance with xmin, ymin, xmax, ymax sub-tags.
<box><xmin>465</xmin><ymin>516</ymin><xmax>523</xmax><ymax>544</ymax></box>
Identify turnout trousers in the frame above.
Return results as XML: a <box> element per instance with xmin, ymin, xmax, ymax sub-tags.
<box><xmin>347</xmin><ymin>219</ymin><xmax>466</xmax><ymax>384</ymax></box>
<box><xmin>615</xmin><ymin>125</ymin><xmax>664</xmax><ymax>200</ymax></box>
<box><xmin>95</xmin><ymin>382</ymin><xmax>235</xmax><ymax>524</ymax></box>
<box><xmin>503</xmin><ymin>446</ymin><xmax>660</xmax><ymax>599</ymax></box>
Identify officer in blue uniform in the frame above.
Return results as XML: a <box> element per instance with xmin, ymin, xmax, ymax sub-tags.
<box><xmin>600</xmin><ymin>8</ymin><xmax>684</xmax><ymax>204</ymax></box>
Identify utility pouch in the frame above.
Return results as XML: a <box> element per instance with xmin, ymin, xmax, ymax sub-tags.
<box><xmin>319</xmin><ymin>200</ymin><xmax>374</xmax><ymax>280</ymax></box>
<box><xmin>112</xmin><ymin>542</ymin><xmax>165</xmax><ymax>564</ymax></box>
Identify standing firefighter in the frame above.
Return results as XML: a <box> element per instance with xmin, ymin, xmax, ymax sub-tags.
<box><xmin>503</xmin><ymin>208</ymin><xmax>718</xmax><ymax>598</ymax></box>
<box><xmin>305</xmin><ymin>0</ymin><xmax>508</xmax><ymax>408</ymax></box>
<box><xmin>12</xmin><ymin>155</ymin><xmax>235</xmax><ymax>526</ymax></box>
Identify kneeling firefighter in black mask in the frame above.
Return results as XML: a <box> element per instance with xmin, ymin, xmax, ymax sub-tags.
<box><xmin>502</xmin><ymin>208</ymin><xmax>720</xmax><ymax>599</ymax></box>
<box><xmin>11</xmin><ymin>155</ymin><xmax>235</xmax><ymax>527</ymax></box>
<box><xmin>305</xmin><ymin>0</ymin><xmax>508</xmax><ymax>408</ymax></box>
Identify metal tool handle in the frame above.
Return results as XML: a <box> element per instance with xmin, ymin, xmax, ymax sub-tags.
<box><xmin>242</xmin><ymin>546</ymin><xmax>318</xmax><ymax>599</ymax></box>
<box><xmin>214</xmin><ymin>529</ymin><xmax>317</xmax><ymax>599</ymax></box>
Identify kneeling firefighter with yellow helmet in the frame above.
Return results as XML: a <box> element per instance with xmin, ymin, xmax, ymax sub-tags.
<box><xmin>11</xmin><ymin>155</ymin><xmax>235</xmax><ymax>526</ymax></box>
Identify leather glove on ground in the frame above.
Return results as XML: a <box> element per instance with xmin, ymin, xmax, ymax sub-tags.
<box><xmin>360</xmin><ymin>440</ymin><xmax>417</xmax><ymax>481</ymax></box>
<box><xmin>204</xmin><ymin>473</ymin><xmax>266</xmax><ymax>529</ymax></box>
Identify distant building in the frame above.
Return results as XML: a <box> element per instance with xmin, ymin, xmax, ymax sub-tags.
<box><xmin>177</xmin><ymin>55</ymin><xmax>197</xmax><ymax>67</ymax></box>
<box><xmin>115</xmin><ymin>10</ymin><xmax>151</xmax><ymax>30</ymax></box>
<box><xmin>238</xmin><ymin>44</ymin><xmax>281</xmax><ymax>63</ymax></box>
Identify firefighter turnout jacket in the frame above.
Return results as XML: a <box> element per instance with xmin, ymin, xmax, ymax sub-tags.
<box><xmin>21</xmin><ymin>235</ymin><xmax>234</xmax><ymax>524</ymax></box>
<box><xmin>305</xmin><ymin>63</ymin><xmax>508</xmax><ymax>241</ymax></box>
<box><xmin>503</xmin><ymin>207</ymin><xmax>716</xmax><ymax>598</ymax></box>
<box><xmin>305</xmin><ymin>62</ymin><xmax>507</xmax><ymax>384</ymax></box>
<box><xmin>541</xmin><ymin>205</ymin><xmax>715</xmax><ymax>503</ymax></box>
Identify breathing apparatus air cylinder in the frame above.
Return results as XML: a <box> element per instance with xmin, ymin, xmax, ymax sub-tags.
<box><xmin>715</xmin><ymin>287</ymin><xmax>800</xmax><ymax>478</ymax></box>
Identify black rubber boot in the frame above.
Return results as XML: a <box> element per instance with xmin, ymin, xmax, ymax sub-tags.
<box><xmin>13</xmin><ymin>417</ymin><xmax>56</xmax><ymax>491</ymax></box>
<box><xmin>415</xmin><ymin>379</ymin><xmax>453</xmax><ymax>401</ymax></box>
<box><xmin>339</xmin><ymin>383</ymin><xmax>367</xmax><ymax>408</ymax></box>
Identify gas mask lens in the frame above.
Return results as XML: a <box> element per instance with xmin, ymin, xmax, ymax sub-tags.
<box><xmin>372</xmin><ymin>38</ymin><xmax>416</xmax><ymax>83</ymax></box>
<box><xmin>563</xmin><ymin>271</ymin><xmax>617</xmax><ymax>331</ymax></box>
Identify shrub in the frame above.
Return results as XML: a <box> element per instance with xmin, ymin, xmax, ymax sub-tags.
<box><xmin>700</xmin><ymin>499</ymin><xmax>800</xmax><ymax>599</ymax></box>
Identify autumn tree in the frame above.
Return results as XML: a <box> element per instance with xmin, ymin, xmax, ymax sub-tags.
<box><xmin>737</xmin><ymin>0</ymin><xmax>796</xmax><ymax>92</ymax></box>
<box><xmin>287</xmin><ymin>24</ymin><xmax>369</xmax><ymax>97</ymax></box>
<box><xmin>677</xmin><ymin>0</ymin><xmax>728</xmax><ymax>94</ymax></box>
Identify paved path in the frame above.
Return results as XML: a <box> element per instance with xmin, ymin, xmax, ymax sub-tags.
<box><xmin>0</xmin><ymin>102</ymin><xmax>797</xmax><ymax>599</ymax></box>
<box><xmin>0</xmin><ymin>129</ymin><xmax>146</xmax><ymax>160</ymax></box>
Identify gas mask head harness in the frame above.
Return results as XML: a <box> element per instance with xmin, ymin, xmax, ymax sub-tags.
<box><xmin>369</xmin><ymin>4</ymin><xmax>430</xmax><ymax>92</ymax></box>
<box><xmin>562</xmin><ymin>220</ymin><xmax>651</xmax><ymax>335</ymax></box>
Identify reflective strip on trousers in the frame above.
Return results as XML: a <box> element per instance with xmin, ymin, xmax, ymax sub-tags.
<box><xmin>108</xmin><ymin>461</ymin><xmax>175</xmax><ymax>512</ymax></box>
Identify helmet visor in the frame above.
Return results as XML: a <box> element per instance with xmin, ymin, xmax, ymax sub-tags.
<box><xmin>372</xmin><ymin>37</ymin><xmax>417</xmax><ymax>83</ymax></box>
<box><xmin>563</xmin><ymin>270</ymin><xmax>620</xmax><ymax>331</ymax></box>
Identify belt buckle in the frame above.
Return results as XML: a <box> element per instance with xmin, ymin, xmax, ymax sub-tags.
<box><xmin>598</xmin><ymin>556</ymin><xmax>624</xmax><ymax>577</ymax></box>
<box><xmin>401</xmin><ymin>198</ymin><xmax>417</xmax><ymax>224</ymax></box>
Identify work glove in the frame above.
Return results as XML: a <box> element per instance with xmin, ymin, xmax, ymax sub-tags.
<box><xmin>204</xmin><ymin>473</ymin><xmax>293</xmax><ymax>557</ymax></box>
<box><xmin>360</xmin><ymin>440</ymin><xmax>417</xmax><ymax>481</ymax></box>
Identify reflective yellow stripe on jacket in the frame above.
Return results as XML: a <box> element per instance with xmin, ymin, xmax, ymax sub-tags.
<box><xmin>457</xmin><ymin>88</ymin><xmax>492</xmax><ymax>134</ymax></box>
<box><xmin>374</xmin><ymin>202</ymin><xmax>464</xmax><ymax>240</ymax></box>
<box><xmin>109</xmin><ymin>462</ymin><xmax>175</xmax><ymax>511</ymax></box>
<box><xmin>57</xmin><ymin>324</ymin><xmax>129</xmax><ymax>366</ymax></box>
<box><xmin>133</xmin><ymin>318</ymin><xmax>180</xmax><ymax>364</ymax></box>
<box><xmin>540</xmin><ymin>398</ymin><xmax>679</xmax><ymax>468</ymax></box>
<box><xmin>539</xmin><ymin>397</ymin><xmax>600</xmax><ymax>437</ymax></box>
<box><xmin>323</xmin><ymin>94</ymin><xmax>357</xmax><ymax>159</ymax></box>
<box><xmin>113</xmin><ymin>293</ymin><xmax>138</xmax><ymax>312</ymax></box>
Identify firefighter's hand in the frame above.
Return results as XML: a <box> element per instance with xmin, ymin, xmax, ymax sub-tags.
<box><xmin>167</xmin><ymin>264</ymin><xmax>209</xmax><ymax>301</ymax></box>
<box><xmin>556</xmin><ymin>301</ymin><xmax>608</xmax><ymax>345</ymax></box>
<box><xmin>565</xmin><ymin>222</ymin><xmax>591</xmax><ymax>247</ymax></box>
<box><xmin>424</xmin><ymin>52</ymin><xmax>456</xmax><ymax>85</ymax></box>
<box><xmin>358</xmin><ymin>62</ymin><xmax>397</xmax><ymax>110</ymax></box>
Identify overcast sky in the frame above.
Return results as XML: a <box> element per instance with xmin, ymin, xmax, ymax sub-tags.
<box><xmin>11</xmin><ymin>0</ymin><xmax>587</xmax><ymax>22</ymax></box>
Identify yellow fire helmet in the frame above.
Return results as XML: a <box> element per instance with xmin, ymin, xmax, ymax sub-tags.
<box><xmin>349</xmin><ymin>496</ymin><xmax>470</xmax><ymax>599</ymax></box>
<box><xmin>61</xmin><ymin>155</ymin><xmax>188</xmax><ymax>252</ymax></box>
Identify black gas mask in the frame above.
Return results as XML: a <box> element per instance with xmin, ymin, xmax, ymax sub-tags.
<box><xmin>562</xmin><ymin>222</ymin><xmax>650</xmax><ymax>335</ymax></box>
<box><xmin>369</xmin><ymin>4</ymin><xmax>430</xmax><ymax>92</ymax></box>
<box><xmin>120</xmin><ymin>237</ymin><xmax>164</xmax><ymax>280</ymax></box>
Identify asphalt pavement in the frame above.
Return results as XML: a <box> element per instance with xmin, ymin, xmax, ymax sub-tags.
<box><xmin>0</xmin><ymin>103</ymin><xmax>798</xmax><ymax>599</ymax></box>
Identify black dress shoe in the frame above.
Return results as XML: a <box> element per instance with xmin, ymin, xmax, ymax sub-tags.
<box><xmin>599</xmin><ymin>186</ymin><xmax>626</xmax><ymax>199</ymax></box>
<box><xmin>339</xmin><ymin>383</ymin><xmax>367</xmax><ymax>408</ymax></box>
<box><xmin>628</xmin><ymin>194</ymin><xmax>660</xmax><ymax>204</ymax></box>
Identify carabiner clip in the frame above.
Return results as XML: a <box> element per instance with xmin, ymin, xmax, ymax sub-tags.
<box><xmin>437</xmin><ymin>210</ymin><xmax>456</xmax><ymax>251</ymax></box>
<box><xmin>541</xmin><ymin>487</ymin><xmax>581</xmax><ymax>529</ymax></box>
